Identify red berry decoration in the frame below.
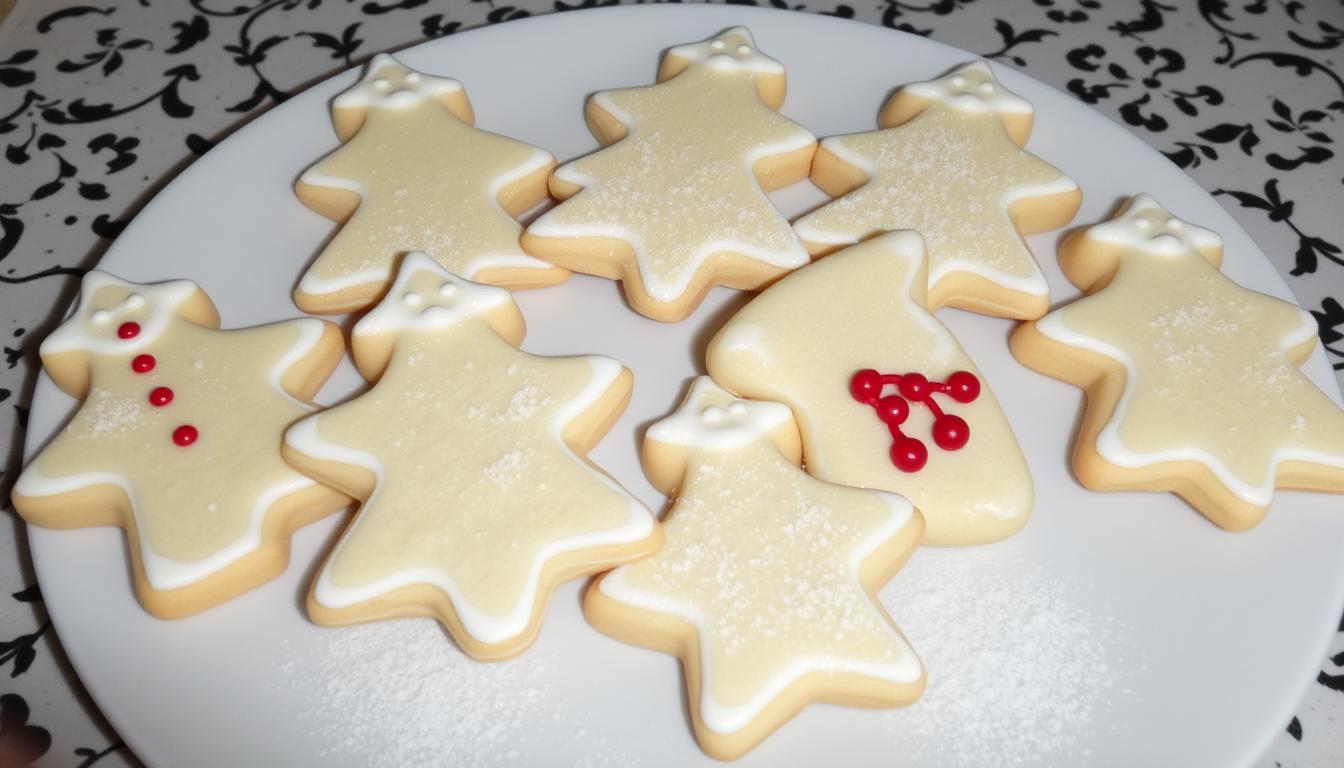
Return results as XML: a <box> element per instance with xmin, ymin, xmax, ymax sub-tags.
<box><xmin>148</xmin><ymin>386</ymin><xmax>174</xmax><ymax>407</ymax></box>
<box><xmin>946</xmin><ymin>370</ymin><xmax>981</xmax><ymax>403</ymax></box>
<box><xmin>131</xmin><ymin>354</ymin><xmax>156</xmax><ymax>373</ymax></box>
<box><xmin>898</xmin><ymin>372</ymin><xmax>929</xmax><ymax>400</ymax></box>
<box><xmin>932</xmin><ymin>414</ymin><xmax>970</xmax><ymax>451</ymax></box>
<box><xmin>876</xmin><ymin>395</ymin><xmax>909</xmax><ymax>425</ymax></box>
<box><xmin>849</xmin><ymin>369</ymin><xmax>883</xmax><ymax>404</ymax></box>
<box><xmin>172</xmin><ymin>425</ymin><xmax>199</xmax><ymax>447</ymax></box>
<box><xmin>890</xmin><ymin>437</ymin><xmax>928</xmax><ymax>473</ymax></box>
<box><xmin>848</xmin><ymin>367</ymin><xmax>980</xmax><ymax>472</ymax></box>
<box><xmin>117</xmin><ymin>321</ymin><xmax>140</xmax><ymax>339</ymax></box>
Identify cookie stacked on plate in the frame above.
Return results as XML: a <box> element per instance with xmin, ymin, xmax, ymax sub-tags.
<box><xmin>14</xmin><ymin>26</ymin><xmax>1344</xmax><ymax>762</ymax></box>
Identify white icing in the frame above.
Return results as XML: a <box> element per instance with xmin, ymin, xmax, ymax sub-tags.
<box><xmin>1036</xmin><ymin>298</ymin><xmax>1330</xmax><ymax>506</ymax></box>
<box><xmin>1085</xmin><ymin>194</ymin><xmax>1223</xmax><ymax>255</ymax></box>
<box><xmin>295</xmin><ymin>147</ymin><xmax>557</xmax><ymax>296</ymax></box>
<box><xmin>294</xmin><ymin>354</ymin><xmax>655</xmax><ymax>644</ymax></box>
<box><xmin>41</xmin><ymin>271</ymin><xmax>200</xmax><ymax>356</ymax></box>
<box><xmin>793</xmin><ymin>128</ymin><xmax>1078</xmax><ymax>300</ymax></box>
<box><xmin>664</xmin><ymin>26</ymin><xmax>785</xmax><ymax>76</ymax></box>
<box><xmin>332</xmin><ymin>53</ymin><xmax>463</xmax><ymax>111</ymax></box>
<box><xmin>533</xmin><ymin>99</ymin><xmax>813</xmax><ymax>303</ymax></box>
<box><xmin>17</xmin><ymin>306</ymin><xmax>333</xmax><ymax>590</ymax></box>
<box><xmin>596</xmin><ymin>492</ymin><xmax>921</xmax><ymax>734</ymax></box>
<box><xmin>646</xmin><ymin>376</ymin><xmax>793</xmax><ymax>451</ymax></box>
<box><xmin>352</xmin><ymin>252</ymin><xmax>513</xmax><ymax>337</ymax></box>
<box><xmin>903</xmin><ymin>60</ymin><xmax>1033</xmax><ymax>115</ymax></box>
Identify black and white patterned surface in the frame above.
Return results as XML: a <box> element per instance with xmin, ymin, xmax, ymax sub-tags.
<box><xmin>1</xmin><ymin>1</ymin><xmax>1341</xmax><ymax>765</ymax></box>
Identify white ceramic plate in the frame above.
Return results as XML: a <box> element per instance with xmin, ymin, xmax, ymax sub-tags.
<box><xmin>24</xmin><ymin>6</ymin><xmax>1344</xmax><ymax>766</ymax></box>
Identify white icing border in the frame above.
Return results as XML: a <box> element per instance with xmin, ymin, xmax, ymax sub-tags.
<box><xmin>352</xmin><ymin>252</ymin><xmax>514</xmax><ymax>337</ymax></box>
<box><xmin>16</xmin><ymin>315</ymin><xmax>330</xmax><ymax>590</ymax></box>
<box><xmin>528</xmin><ymin>95</ymin><xmax>813</xmax><ymax>303</ymax></box>
<box><xmin>794</xmin><ymin>134</ymin><xmax>1078</xmax><ymax>299</ymax></box>
<box><xmin>664</xmin><ymin>26</ymin><xmax>786</xmax><ymax>77</ymax></box>
<box><xmin>1036</xmin><ymin>296</ymin><xmax>1337</xmax><ymax>506</ymax></box>
<box><xmin>293</xmin><ymin>355</ymin><xmax>654</xmax><ymax>645</ymax></box>
<box><xmin>646</xmin><ymin>376</ymin><xmax>793</xmax><ymax>451</ymax></box>
<box><xmin>903</xmin><ymin>60</ymin><xmax>1033</xmax><ymax>115</ymax></box>
<box><xmin>597</xmin><ymin>492</ymin><xmax>921</xmax><ymax>734</ymax></box>
<box><xmin>297</xmin><ymin>146</ymin><xmax>557</xmax><ymax>297</ymax></box>
<box><xmin>1085</xmin><ymin>193</ymin><xmax>1223</xmax><ymax>255</ymax></box>
<box><xmin>41</xmin><ymin>271</ymin><xmax>201</xmax><ymax>356</ymax></box>
<box><xmin>332</xmin><ymin>53</ymin><xmax>464</xmax><ymax>111</ymax></box>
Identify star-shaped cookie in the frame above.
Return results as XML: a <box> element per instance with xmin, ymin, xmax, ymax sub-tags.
<box><xmin>295</xmin><ymin>53</ymin><xmax>565</xmax><ymax>314</ymax></box>
<box><xmin>585</xmin><ymin>377</ymin><xmax>924</xmax><ymax>760</ymax></box>
<box><xmin>523</xmin><ymin>27</ymin><xmax>816</xmax><ymax>322</ymax></box>
<box><xmin>283</xmin><ymin>252</ymin><xmax>660</xmax><ymax>659</ymax></box>
<box><xmin>12</xmin><ymin>271</ymin><xmax>348</xmax><ymax>617</ymax></box>
<box><xmin>1011</xmin><ymin>194</ymin><xmax>1344</xmax><ymax>529</ymax></box>
<box><xmin>793</xmin><ymin>61</ymin><xmax>1081</xmax><ymax>320</ymax></box>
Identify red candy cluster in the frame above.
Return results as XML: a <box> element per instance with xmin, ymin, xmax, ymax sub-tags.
<box><xmin>849</xmin><ymin>368</ymin><xmax>981</xmax><ymax>472</ymax></box>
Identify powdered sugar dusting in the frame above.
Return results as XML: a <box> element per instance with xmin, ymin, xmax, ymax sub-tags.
<box><xmin>274</xmin><ymin>621</ymin><xmax>638</xmax><ymax>767</ymax></box>
<box><xmin>880</xmin><ymin>549</ymin><xmax>1132</xmax><ymax>767</ymax></box>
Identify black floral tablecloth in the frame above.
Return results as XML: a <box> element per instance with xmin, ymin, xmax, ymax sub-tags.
<box><xmin>1</xmin><ymin>1</ymin><xmax>1341</xmax><ymax>765</ymax></box>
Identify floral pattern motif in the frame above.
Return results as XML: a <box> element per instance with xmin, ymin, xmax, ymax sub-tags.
<box><xmin>0</xmin><ymin>0</ymin><xmax>1340</xmax><ymax>765</ymax></box>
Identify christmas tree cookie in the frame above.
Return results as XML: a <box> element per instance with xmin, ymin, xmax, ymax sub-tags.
<box><xmin>1011</xmin><ymin>194</ymin><xmax>1344</xmax><ymax>530</ymax></box>
<box><xmin>11</xmin><ymin>271</ymin><xmax>348</xmax><ymax>618</ymax></box>
<box><xmin>283</xmin><ymin>253</ymin><xmax>660</xmax><ymax>660</ymax></box>
<box><xmin>707</xmin><ymin>230</ymin><xmax>1032</xmax><ymax>546</ymax></box>
<box><xmin>294</xmin><ymin>53</ymin><xmax>565</xmax><ymax>314</ymax></box>
<box><xmin>585</xmin><ymin>377</ymin><xmax>924</xmax><ymax>760</ymax></box>
<box><xmin>793</xmin><ymin>61</ymin><xmax>1081</xmax><ymax>320</ymax></box>
<box><xmin>522</xmin><ymin>27</ymin><xmax>816</xmax><ymax>322</ymax></box>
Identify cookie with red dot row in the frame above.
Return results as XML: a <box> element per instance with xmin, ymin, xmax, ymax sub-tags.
<box><xmin>11</xmin><ymin>271</ymin><xmax>349</xmax><ymax>618</ymax></box>
<box><xmin>707</xmin><ymin>230</ymin><xmax>1032</xmax><ymax>546</ymax></box>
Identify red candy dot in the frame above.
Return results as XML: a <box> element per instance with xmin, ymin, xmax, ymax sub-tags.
<box><xmin>172</xmin><ymin>425</ymin><xmax>198</xmax><ymax>446</ymax></box>
<box><xmin>148</xmin><ymin>386</ymin><xmax>174</xmax><ymax>407</ymax></box>
<box><xmin>117</xmin><ymin>321</ymin><xmax>140</xmax><ymax>339</ymax></box>
<box><xmin>932</xmin><ymin>414</ymin><xmax>971</xmax><ymax>451</ymax></box>
<box><xmin>131</xmin><ymin>354</ymin><xmax>156</xmax><ymax>373</ymax></box>
<box><xmin>890</xmin><ymin>437</ymin><xmax>928</xmax><ymax>473</ymax></box>
<box><xmin>898</xmin><ymin>373</ymin><xmax>929</xmax><ymax>401</ymax></box>
<box><xmin>849</xmin><ymin>369</ymin><xmax>884</xmax><ymax>404</ymax></box>
<box><xmin>876</xmin><ymin>395</ymin><xmax>910</xmax><ymax>426</ymax></box>
<box><xmin>946</xmin><ymin>371</ymin><xmax>981</xmax><ymax>404</ymax></box>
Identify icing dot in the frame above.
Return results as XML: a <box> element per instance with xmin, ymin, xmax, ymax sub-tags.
<box><xmin>978</xmin><ymin>81</ymin><xmax>994</xmax><ymax>93</ymax></box>
<box><xmin>951</xmin><ymin>76</ymin><xmax>967</xmax><ymax>88</ymax></box>
<box><xmin>206</xmin><ymin>503</ymin><xmax>217</xmax><ymax>512</ymax></box>
<box><xmin>736</xmin><ymin>44</ymin><xmax>752</xmax><ymax>55</ymax></box>
<box><xmin>148</xmin><ymin>386</ymin><xmax>174</xmax><ymax>407</ymax></box>
<box><xmin>131</xmin><ymin>354</ymin><xmax>156</xmax><ymax>373</ymax></box>
<box><xmin>438</xmin><ymin>282</ymin><xmax>458</xmax><ymax>297</ymax></box>
<box><xmin>727</xmin><ymin>402</ymin><xmax>747</xmax><ymax>418</ymax></box>
<box><xmin>117</xmin><ymin>321</ymin><xmax>140</xmax><ymax>339</ymax></box>
<box><xmin>1167</xmin><ymin>219</ymin><xmax>1184</xmax><ymax>231</ymax></box>
<box><xmin>404</xmin><ymin>72</ymin><xmax>420</xmax><ymax>84</ymax></box>
<box><xmin>373</xmin><ymin>78</ymin><xmax>390</xmax><ymax>90</ymax></box>
<box><xmin>91</xmin><ymin>310</ymin><xmax>111</xmax><ymax>325</ymax></box>
<box><xmin>711</xmin><ymin>40</ymin><xmax>725</xmax><ymax>50</ymax></box>
<box><xmin>402</xmin><ymin>291</ymin><xmax>423</xmax><ymax>307</ymax></box>
<box><xmin>172</xmin><ymin>425</ymin><xmax>199</xmax><ymax>447</ymax></box>
<box><xmin>702</xmin><ymin>406</ymin><xmax>725</xmax><ymax>426</ymax></box>
<box><xmin>123</xmin><ymin>293</ymin><xmax>146</xmax><ymax>310</ymax></box>
<box><xmin>1135</xmin><ymin>219</ymin><xmax>1152</xmax><ymax>231</ymax></box>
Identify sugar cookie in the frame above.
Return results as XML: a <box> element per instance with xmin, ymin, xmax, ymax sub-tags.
<box><xmin>295</xmin><ymin>53</ymin><xmax>564</xmax><ymax>314</ymax></box>
<box><xmin>585</xmin><ymin>377</ymin><xmax>924</xmax><ymax>760</ymax></box>
<box><xmin>522</xmin><ymin>27</ymin><xmax>816</xmax><ymax>322</ymax></box>
<box><xmin>1011</xmin><ymin>194</ymin><xmax>1344</xmax><ymax>530</ymax></box>
<box><xmin>794</xmin><ymin>61</ymin><xmax>1081</xmax><ymax>320</ymax></box>
<box><xmin>12</xmin><ymin>271</ymin><xmax>348</xmax><ymax>618</ymax></box>
<box><xmin>283</xmin><ymin>252</ymin><xmax>660</xmax><ymax>659</ymax></box>
<box><xmin>707</xmin><ymin>230</ymin><xmax>1032</xmax><ymax>546</ymax></box>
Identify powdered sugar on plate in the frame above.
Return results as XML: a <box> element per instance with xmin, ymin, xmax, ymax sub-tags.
<box><xmin>880</xmin><ymin>547</ymin><xmax>1138</xmax><ymax>767</ymax></box>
